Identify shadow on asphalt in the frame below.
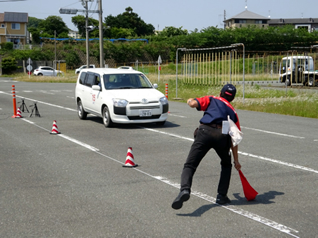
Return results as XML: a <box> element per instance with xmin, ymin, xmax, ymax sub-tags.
<box><xmin>176</xmin><ymin>190</ymin><xmax>284</xmax><ymax>217</ymax></box>
<box><xmin>83</xmin><ymin>115</ymin><xmax>180</xmax><ymax>129</ymax></box>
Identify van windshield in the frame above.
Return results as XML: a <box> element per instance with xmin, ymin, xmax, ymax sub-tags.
<box><xmin>103</xmin><ymin>73</ymin><xmax>153</xmax><ymax>90</ymax></box>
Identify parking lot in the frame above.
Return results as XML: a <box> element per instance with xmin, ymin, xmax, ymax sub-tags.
<box><xmin>1</xmin><ymin>78</ymin><xmax>317</xmax><ymax>237</ymax></box>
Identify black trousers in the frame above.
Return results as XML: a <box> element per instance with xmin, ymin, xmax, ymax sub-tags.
<box><xmin>180</xmin><ymin>124</ymin><xmax>232</xmax><ymax>196</ymax></box>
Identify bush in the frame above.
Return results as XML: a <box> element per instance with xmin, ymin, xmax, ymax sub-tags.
<box><xmin>0</xmin><ymin>42</ymin><xmax>14</xmax><ymax>51</ymax></box>
<box><xmin>65</xmin><ymin>50</ymin><xmax>80</xmax><ymax>68</ymax></box>
<box><xmin>1</xmin><ymin>57</ymin><xmax>18</xmax><ymax>74</ymax></box>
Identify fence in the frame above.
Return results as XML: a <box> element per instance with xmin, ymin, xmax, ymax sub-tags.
<box><xmin>176</xmin><ymin>45</ymin><xmax>245</xmax><ymax>87</ymax></box>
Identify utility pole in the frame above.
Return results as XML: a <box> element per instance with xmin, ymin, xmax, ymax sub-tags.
<box><xmin>54</xmin><ymin>30</ymin><xmax>57</xmax><ymax>76</ymax></box>
<box><xmin>98</xmin><ymin>0</ymin><xmax>104</xmax><ymax>67</ymax></box>
<box><xmin>85</xmin><ymin>0</ymin><xmax>89</xmax><ymax>68</ymax></box>
<box><xmin>59</xmin><ymin>0</ymin><xmax>97</xmax><ymax>68</ymax></box>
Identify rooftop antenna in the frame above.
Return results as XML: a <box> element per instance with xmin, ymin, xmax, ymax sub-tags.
<box><xmin>268</xmin><ymin>10</ymin><xmax>271</xmax><ymax>18</ymax></box>
<box><xmin>245</xmin><ymin>0</ymin><xmax>247</xmax><ymax>10</ymax></box>
<box><xmin>301</xmin><ymin>12</ymin><xmax>303</xmax><ymax>19</ymax></box>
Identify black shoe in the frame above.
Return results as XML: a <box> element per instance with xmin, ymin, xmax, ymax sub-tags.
<box><xmin>216</xmin><ymin>194</ymin><xmax>231</xmax><ymax>205</ymax></box>
<box><xmin>172</xmin><ymin>190</ymin><xmax>190</xmax><ymax>210</ymax></box>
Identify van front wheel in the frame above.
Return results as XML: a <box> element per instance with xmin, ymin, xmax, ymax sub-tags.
<box><xmin>77</xmin><ymin>99</ymin><xmax>87</xmax><ymax>119</ymax></box>
<box><xmin>102</xmin><ymin>106</ymin><xmax>113</xmax><ymax>127</ymax></box>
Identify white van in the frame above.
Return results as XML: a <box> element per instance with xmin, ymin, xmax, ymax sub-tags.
<box><xmin>279</xmin><ymin>56</ymin><xmax>318</xmax><ymax>86</ymax></box>
<box><xmin>75</xmin><ymin>68</ymin><xmax>169</xmax><ymax>127</ymax></box>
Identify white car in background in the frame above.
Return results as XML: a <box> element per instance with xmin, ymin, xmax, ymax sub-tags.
<box><xmin>33</xmin><ymin>66</ymin><xmax>63</xmax><ymax>76</ymax></box>
<box><xmin>75</xmin><ymin>64</ymin><xmax>95</xmax><ymax>74</ymax></box>
<box><xmin>75</xmin><ymin>68</ymin><xmax>169</xmax><ymax>127</ymax></box>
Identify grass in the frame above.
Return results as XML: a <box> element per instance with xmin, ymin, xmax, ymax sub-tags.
<box><xmin>5</xmin><ymin>70</ymin><xmax>318</xmax><ymax>119</ymax></box>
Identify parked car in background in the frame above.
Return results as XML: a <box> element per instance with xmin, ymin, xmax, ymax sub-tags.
<box><xmin>75</xmin><ymin>68</ymin><xmax>169</xmax><ymax>127</ymax></box>
<box><xmin>75</xmin><ymin>64</ymin><xmax>96</xmax><ymax>74</ymax></box>
<box><xmin>33</xmin><ymin>66</ymin><xmax>63</xmax><ymax>76</ymax></box>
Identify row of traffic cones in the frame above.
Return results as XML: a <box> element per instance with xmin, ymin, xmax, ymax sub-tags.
<box><xmin>15</xmin><ymin>107</ymin><xmax>60</xmax><ymax>134</ymax></box>
<box><xmin>14</xmin><ymin>106</ymin><xmax>60</xmax><ymax>134</ymax></box>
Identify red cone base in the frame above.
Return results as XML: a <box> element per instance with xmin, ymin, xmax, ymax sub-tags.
<box><xmin>239</xmin><ymin>170</ymin><xmax>258</xmax><ymax>201</ymax></box>
<box><xmin>123</xmin><ymin>147</ymin><xmax>138</xmax><ymax>167</ymax></box>
<box><xmin>50</xmin><ymin>120</ymin><xmax>60</xmax><ymax>134</ymax></box>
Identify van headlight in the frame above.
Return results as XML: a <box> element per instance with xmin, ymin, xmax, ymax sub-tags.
<box><xmin>113</xmin><ymin>98</ymin><xmax>128</xmax><ymax>107</ymax></box>
<box><xmin>160</xmin><ymin>97</ymin><xmax>168</xmax><ymax>105</ymax></box>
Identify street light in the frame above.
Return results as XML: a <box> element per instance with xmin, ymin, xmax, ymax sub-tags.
<box><xmin>176</xmin><ymin>48</ymin><xmax>186</xmax><ymax>99</ymax></box>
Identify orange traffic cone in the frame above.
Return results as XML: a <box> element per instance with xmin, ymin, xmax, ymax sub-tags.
<box><xmin>15</xmin><ymin>107</ymin><xmax>23</xmax><ymax>118</ymax></box>
<box><xmin>50</xmin><ymin>120</ymin><xmax>60</xmax><ymax>134</ymax></box>
<box><xmin>123</xmin><ymin>147</ymin><xmax>138</xmax><ymax>167</ymax></box>
<box><xmin>239</xmin><ymin>170</ymin><xmax>258</xmax><ymax>201</ymax></box>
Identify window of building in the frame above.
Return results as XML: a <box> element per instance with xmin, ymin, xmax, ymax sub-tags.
<box><xmin>11</xmin><ymin>23</ymin><xmax>20</xmax><ymax>30</ymax></box>
<box><xmin>1</xmin><ymin>24</ymin><xmax>5</xmax><ymax>28</ymax></box>
<box><xmin>255</xmin><ymin>20</ymin><xmax>262</xmax><ymax>24</ymax></box>
<box><xmin>235</xmin><ymin>19</ymin><xmax>246</xmax><ymax>24</ymax></box>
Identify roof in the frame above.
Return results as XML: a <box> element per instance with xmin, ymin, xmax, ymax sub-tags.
<box><xmin>268</xmin><ymin>18</ymin><xmax>318</xmax><ymax>24</ymax></box>
<box><xmin>226</xmin><ymin>9</ymin><xmax>268</xmax><ymax>21</ymax></box>
<box><xmin>3</xmin><ymin>12</ymin><xmax>28</xmax><ymax>23</ymax></box>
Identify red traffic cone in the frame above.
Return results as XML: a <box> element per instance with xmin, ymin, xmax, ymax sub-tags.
<box><xmin>15</xmin><ymin>107</ymin><xmax>23</xmax><ymax>118</ymax></box>
<box><xmin>123</xmin><ymin>147</ymin><xmax>138</xmax><ymax>167</ymax></box>
<box><xmin>50</xmin><ymin>120</ymin><xmax>60</xmax><ymax>134</ymax></box>
<box><xmin>239</xmin><ymin>170</ymin><xmax>258</xmax><ymax>201</ymax></box>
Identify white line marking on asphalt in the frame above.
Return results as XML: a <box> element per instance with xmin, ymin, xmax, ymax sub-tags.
<box><xmin>0</xmin><ymin>91</ymin><xmax>77</xmax><ymax>112</ymax></box>
<box><xmin>22</xmin><ymin>118</ymin><xmax>99</xmax><ymax>152</ymax></box>
<box><xmin>23</xmin><ymin>90</ymin><xmax>32</xmax><ymax>93</ymax></box>
<box><xmin>39</xmin><ymin>90</ymin><xmax>54</xmax><ymax>95</ymax></box>
<box><xmin>141</xmin><ymin>127</ymin><xmax>318</xmax><ymax>174</ymax></box>
<box><xmin>241</xmin><ymin>126</ymin><xmax>305</xmax><ymax>139</ymax></box>
<box><xmin>168</xmin><ymin>113</ymin><xmax>186</xmax><ymax>118</ymax></box>
<box><xmin>239</xmin><ymin>152</ymin><xmax>318</xmax><ymax>174</ymax></box>
<box><xmin>58</xmin><ymin>134</ymin><xmax>99</xmax><ymax>151</ymax></box>
<box><xmin>151</xmin><ymin>175</ymin><xmax>299</xmax><ymax>238</ymax></box>
<box><xmin>20</xmin><ymin>116</ymin><xmax>299</xmax><ymax>237</ymax></box>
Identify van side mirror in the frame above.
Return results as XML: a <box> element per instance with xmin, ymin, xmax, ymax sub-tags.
<box><xmin>92</xmin><ymin>85</ymin><xmax>101</xmax><ymax>91</ymax></box>
<box><xmin>153</xmin><ymin>83</ymin><xmax>158</xmax><ymax>89</ymax></box>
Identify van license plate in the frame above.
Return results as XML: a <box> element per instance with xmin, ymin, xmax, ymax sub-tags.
<box><xmin>139</xmin><ymin>110</ymin><xmax>152</xmax><ymax>117</ymax></box>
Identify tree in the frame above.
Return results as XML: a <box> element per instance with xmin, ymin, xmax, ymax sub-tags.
<box><xmin>110</xmin><ymin>27</ymin><xmax>135</xmax><ymax>39</ymax></box>
<box><xmin>28</xmin><ymin>27</ymin><xmax>41</xmax><ymax>44</ymax></box>
<box><xmin>28</xmin><ymin>16</ymin><xmax>44</xmax><ymax>28</ymax></box>
<box><xmin>1</xmin><ymin>57</ymin><xmax>18</xmax><ymax>74</ymax></box>
<box><xmin>159</xmin><ymin>26</ymin><xmax>188</xmax><ymax>37</ymax></box>
<box><xmin>72</xmin><ymin>15</ymin><xmax>100</xmax><ymax>38</ymax></box>
<box><xmin>65</xmin><ymin>50</ymin><xmax>80</xmax><ymax>68</ymax></box>
<box><xmin>105</xmin><ymin>7</ymin><xmax>155</xmax><ymax>37</ymax></box>
<box><xmin>38</xmin><ymin>16</ymin><xmax>69</xmax><ymax>37</ymax></box>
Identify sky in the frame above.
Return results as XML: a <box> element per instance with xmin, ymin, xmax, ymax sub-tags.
<box><xmin>1</xmin><ymin>0</ymin><xmax>317</xmax><ymax>32</ymax></box>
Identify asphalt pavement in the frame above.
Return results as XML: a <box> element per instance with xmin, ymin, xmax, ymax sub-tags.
<box><xmin>1</xmin><ymin>78</ymin><xmax>317</xmax><ymax>238</ymax></box>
